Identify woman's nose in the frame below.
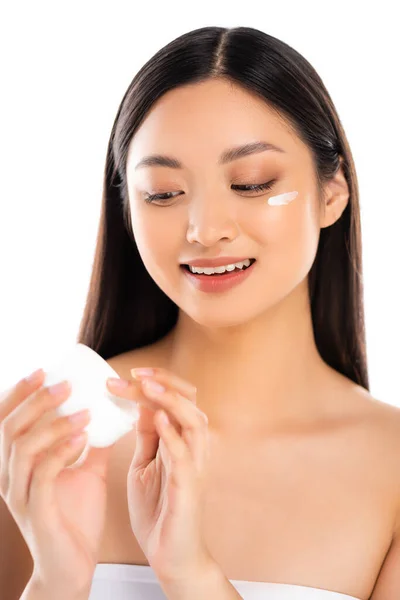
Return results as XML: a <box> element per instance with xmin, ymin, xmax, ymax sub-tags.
<box><xmin>185</xmin><ymin>197</ymin><xmax>240</xmax><ymax>246</ymax></box>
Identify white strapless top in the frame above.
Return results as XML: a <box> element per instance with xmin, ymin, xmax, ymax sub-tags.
<box><xmin>88</xmin><ymin>563</ymin><xmax>362</xmax><ymax>599</ymax></box>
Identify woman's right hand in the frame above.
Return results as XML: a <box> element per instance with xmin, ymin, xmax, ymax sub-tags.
<box><xmin>0</xmin><ymin>368</ymin><xmax>115</xmax><ymax>596</ymax></box>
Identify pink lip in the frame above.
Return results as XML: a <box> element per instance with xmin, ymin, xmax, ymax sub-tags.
<box><xmin>180</xmin><ymin>261</ymin><xmax>256</xmax><ymax>293</ymax></box>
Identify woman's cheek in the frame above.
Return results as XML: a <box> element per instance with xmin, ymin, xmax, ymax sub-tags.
<box><xmin>248</xmin><ymin>196</ymin><xmax>319</xmax><ymax>277</ymax></box>
<box><xmin>246</xmin><ymin>200</ymin><xmax>296</xmax><ymax>246</ymax></box>
<box><xmin>274</xmin><ymin>200</ymin><xmax>321</xmax><ymax>277</ymax></box>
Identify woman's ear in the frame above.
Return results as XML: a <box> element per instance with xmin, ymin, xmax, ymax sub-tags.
<box><xmin>320</xmin><ymin>157</ymin><xmax>350</xmax><ymax>229</ymax></box>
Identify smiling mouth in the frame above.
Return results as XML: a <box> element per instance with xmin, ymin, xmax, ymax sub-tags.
<box><xmin>180</xmin><ymin>258</ymin><xmax>256</xmax><ymax>276</ymax></box>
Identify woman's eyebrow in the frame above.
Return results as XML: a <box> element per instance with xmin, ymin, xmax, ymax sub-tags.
<box><xmin>134</xmin><ymin>140</ymin><xmax>285</xmax><ymax>171</ymax></box>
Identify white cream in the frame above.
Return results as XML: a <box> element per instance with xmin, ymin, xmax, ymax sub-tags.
<box><xmin>267</xmin><ymin>190</ymin><xmax>298</xmax><ymax>206</ymax></box>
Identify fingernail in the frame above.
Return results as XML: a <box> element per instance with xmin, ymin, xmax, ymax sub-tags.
<box><xmin>48</xmin><ymin>381</ymin><xmax>70</xmax><ymax>395</ymax></box>
<box><xmin>25</xmin><ymin>368</ymin><xmax>43</xmax><ymax>383</ymax></box>
<box><xmin>143</xmin><ymin>379</ymin><xmax>166</xmax><ymax>393</ymax></box>
<box><xmin>107</xmin><ymin>377</ymin><xmax>129</xmax><ymax>388</ymax></box>
<box><xmin>68</xmin><ymin>409</ymin><xmax>90</xmax><ymax>423</ymax></box>
<box><xmin>131</xmin><ymin>368</ymin><xmax>154</xmax><ymax>379</ymax></box>
<box><xmin>69</xmin><ymin>432</ymin><xmax>87</xmax><ymax>445</ymax></box>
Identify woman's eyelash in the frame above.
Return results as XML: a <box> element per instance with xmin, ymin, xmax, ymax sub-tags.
<box><xmin>144</xmin><ymin>180</ymin><xmax>276</xmax><ymax>204</ymax></box>
<box><xmin>232</xmin><ymin>180</ymin><xmax>276</xmax><ymax>193</ymax></box>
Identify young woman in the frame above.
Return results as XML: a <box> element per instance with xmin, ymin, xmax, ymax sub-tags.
<box><xmin>1</xmin><ymin>26</ymin><xmax>399</xmax><ymax>600</ymax></box>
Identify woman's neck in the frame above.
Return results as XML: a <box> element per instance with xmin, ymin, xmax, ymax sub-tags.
<box><xmin>162</xmin><ymin>285</ymin><xmax>337</xmax><ymax>436</ymax></box>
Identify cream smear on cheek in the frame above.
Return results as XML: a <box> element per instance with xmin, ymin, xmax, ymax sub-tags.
<box><xmin>267</xmin><ymin>190</ymin><xmax>298</xmax><ymax>206</ymax></box>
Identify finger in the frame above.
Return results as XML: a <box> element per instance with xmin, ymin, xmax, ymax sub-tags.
<box><xmin>0</xmin><ymin>381</ymin><xmax>72</xmax><ymax>495</ymax></box>
<box><xmin>107</xmin><ymin>376</ymin><xmax>206</xmax><ymax>430</ymax></box>
<box><xmin>135</xmin><ymin>369</ymin><xmax>206</xmax><ymax>436</ymax></box>
<box><xmin>130</xmin><ymin>403</ymin><xmax>161</xmax><ymax>469</ymax></box>
<box><xmin>154</xmin><ymin>409</ymin><xmax>191</xmax><ymax>487</ymax></box>
<box><xmin>28</xmin><ymin>431</ymin><xmax>88</xmax><ymax>513</ymax></box>
<box><xmin>1</xmin><ymin>381</ymin><xmax>71</xmax><ymax>454</ymax></box>
<box><xmin>7</xmin><ymin>409</ymin><xmax>90</xmax><ymax>508</ymax></box>
<box><xmin>106</xmin><ymin>377</ymin><xmax>182</xmax><ymax>431</ymax></box>
<box><xmin>140</xmin><ymin>380</ymin><xmax>207</xmax><ymax>471</ymax></box>
<box><xmin>130</xmin><ymin>367</ymin><xmax>197</xmax><ymax>404</ymax></box>
<box><xmin>140</xmin><ymin>379</ymin><xmax>207</xmax><ymax>431</ymax></box>
<box><xmin>0</xmin><ymin>368</ymin><xmax>45</xmax><ymax>422</ymax></box>
<box><xmin>106</xmin><ymin>377</ymin><xmax>178</xmax><ymax>471</ymax></box>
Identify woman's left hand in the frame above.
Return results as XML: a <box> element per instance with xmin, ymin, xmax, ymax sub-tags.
<box><xmin>106</xmin><ymin>367</ymin><xmax>213</xmax><ymax>583</ymax></box>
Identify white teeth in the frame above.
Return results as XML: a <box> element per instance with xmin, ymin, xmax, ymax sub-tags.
<box><xmin>188</xmin><ymin>258</ymin><xmax>252</xmax><ymax>275</ymax></box>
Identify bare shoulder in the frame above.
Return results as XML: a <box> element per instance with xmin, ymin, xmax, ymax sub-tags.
<box><xmin>105</xmin><ymin>337</ymin><xmax>171</xmax><ymax>379</ymax></box>
<box><xmin>358</xmin><ymin>393</ymin><xmax>400</xmax><ymax>597</ymax></box>
<box><xmin>361</xmin><ymin>390</ymin><xmax>400</xmax><ymax>443</ymax></box>
<box><xmin>355</xmin><ymin>385</ymin><xmax>400</xmax><ymax>452</ymax></box>
<box><xmin>357</xmin><ymin>389</ymin><xmax>400</xmax><ymax>528</ymax></box>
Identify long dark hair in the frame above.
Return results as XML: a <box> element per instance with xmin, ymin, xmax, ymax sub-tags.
<box><xmin>76</xmin><ymin>26</ymin><xmax>369</xmax><ymax>391</ymax></box>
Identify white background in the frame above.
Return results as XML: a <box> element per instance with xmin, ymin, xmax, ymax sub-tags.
<box><xmin>0</xmin><ymin>1</ymin><xmax>398</xmax><ymax>406</ymax></box>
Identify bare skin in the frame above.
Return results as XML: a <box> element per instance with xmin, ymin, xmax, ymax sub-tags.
<box><xmin>93</xmin><ymin>78</ymin><xmax>400</xmax><ymax>599</ymax></box>
<box><xmin>94</xmin><ymin>342</ymin><xmax>400</xmax><ymax>600</ymax></box>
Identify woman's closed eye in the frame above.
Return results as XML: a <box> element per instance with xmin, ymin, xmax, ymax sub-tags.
<box><xmin>232</xmin><ymin>180</ymin><xmax>276</xmax><ymax>194</ymax></box>
<box><xmin>143</xmin><ymin>179</ymin><xmax>277</xmax><ymax>204</ymax></box>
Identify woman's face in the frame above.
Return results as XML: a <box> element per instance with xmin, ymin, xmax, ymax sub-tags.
<box><xmin>125</xmin><ymin>78</ymin><xmax>339</xmax><ymax>327</ymax></box>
